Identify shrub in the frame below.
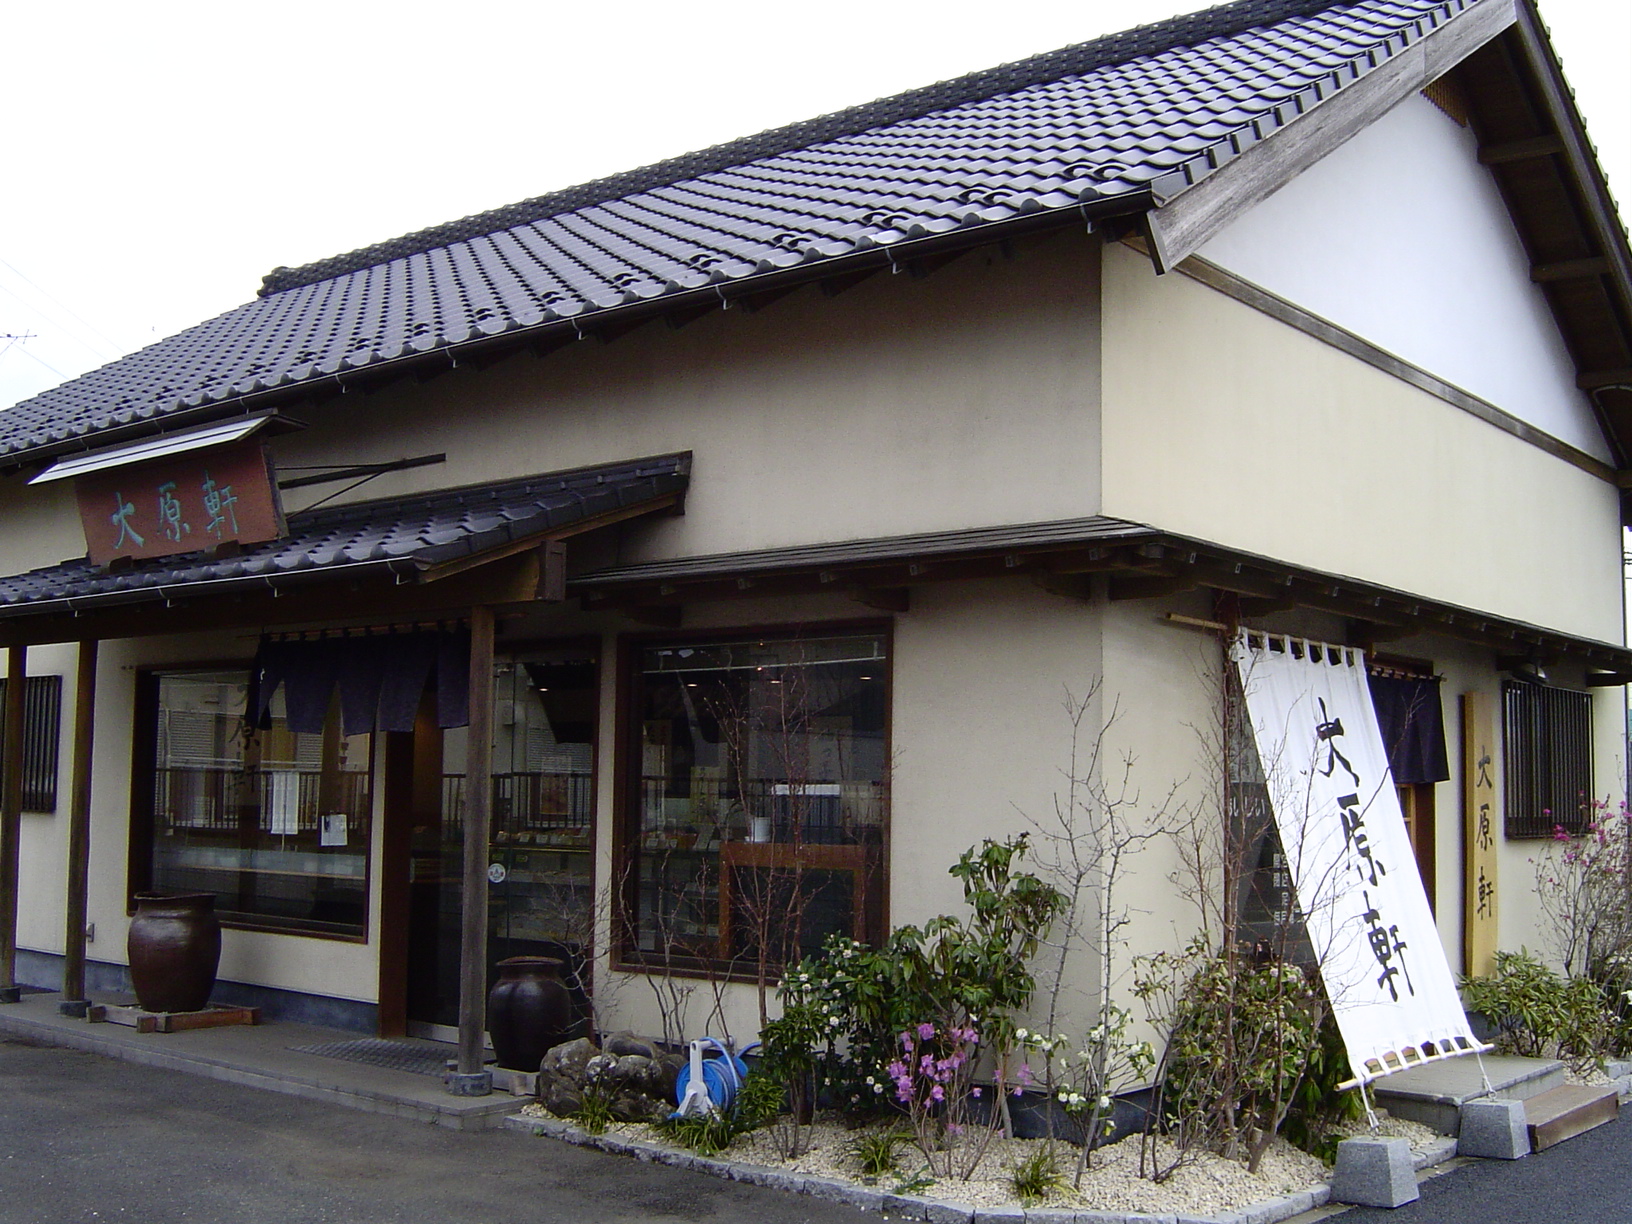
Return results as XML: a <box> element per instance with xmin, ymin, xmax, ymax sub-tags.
<box><xmin>1461</xmin><ymin>949</ymin><xmax>1609</xmax><ymax>1072</ymax></box>
<box><xmin>1139</xmin><ymin>941</ymin><xmax>1324</xmax><ymax>1171</ymax></box>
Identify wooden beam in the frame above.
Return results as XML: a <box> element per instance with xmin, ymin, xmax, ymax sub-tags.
<box><xmin>1143</xmin><ymin>0</ymin><xmax>1516</xmax><ymax>270</ymax></box>
<box><xmin>1034</xmin><ymin>572</ymin><xmax>1096</xmax><ymax>601</ymax></box>
<box><xmin>414</xmin><ymin>493</ymin><xmax>682</xmax><ymax>585</ymax></box>
<box><xmin>852</xmin><ymin>587</ymin><xmax>910</xmax><ymax>613</ymax></box>
<box><xmin>0</xmin><ymin>646</ymin><xmax>24</xmax><ymax>1003</ymax></box>
<box><xmin>1108</xmin><ymin>574</ymin><xmax>1199</xmax><ymax>601</ymax></box>
<box><xmin>452</xmin><ymin>605</ymin><xmax>495</xmax><ymax>1094</ymax></box>
<box><xmin>0</xmin><ymin>556</ymin><xmax>544</xmax><ymax>649</ymax></box>
<box><xmin>1531</xmin><ymin>257</ymin><xmax>1611</xmax><ymax>282</ymax></box>
<box><xmin>59</xmin><ymin>641</ymin><xmax>97</xmax><ymax>1014</ymax></box>
<box><xmin>626</xmin><ymin>605</ymin><xmax>683</xmax><ymax>628</ymax></box>
<box><xmin>1477</xmin><ymin>134</ymin><xmax>1564</xmax><ymax>164</ymax></box>
<box><xmin>1579</xmin><ymin>368</ymin><xmax>1632</xmax><ymax>391</ymax></box>
<box><xmin>535</xmin><ymin>540</ymin><xmax>567</xmax><ymax>603</ymax></box>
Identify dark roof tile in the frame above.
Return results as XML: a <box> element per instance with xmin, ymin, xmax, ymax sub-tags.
<box><xmin>0</xmin><ymin>0</ymin><xmax>1474</xmax><ymax>460</ymax></box>
<box><xmin>0</xmin><ymin>452</ymin><xmax>690</xmax><ymax>616</ymax></box>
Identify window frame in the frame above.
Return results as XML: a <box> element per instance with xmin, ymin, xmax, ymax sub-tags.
<box><xmin>128</xmin><ymin>659</ymin><xmax>377</xmax><ymax>942</ymax></box>
<box><xmin>0</xmin><ymin>674</ymin><xmax>63</xmax><ymax>813</ymax></box>
<box><xmin>1502</xmin><ymin>678</ymin><xmax>1595</xmax><ymax>839</ymax></box>
<box><xmin>611</xmin><ymin>619</ymin><xmax>893</xmax><ymax>979</ymax></box>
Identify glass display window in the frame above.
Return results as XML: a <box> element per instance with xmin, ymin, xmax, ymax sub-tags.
<box><xmin>623</xmin><ymin>630</ymin><xmax>888</xmax><ymax>971</ymax></box>
<box><xmin>139</xmin><ymin>668</ymin><xmax>373</xmax><ymax>937</ymax></box>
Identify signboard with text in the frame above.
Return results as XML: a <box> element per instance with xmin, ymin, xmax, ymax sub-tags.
<box><xmin>75</xmin><ymin>439</ymin><xmax>285</xmax><ymax>565</ymax></box>
<box><xmin>1462</xmin><ymin>692</ymin><xmax>1500</xmax><ymax>978</ymax></box>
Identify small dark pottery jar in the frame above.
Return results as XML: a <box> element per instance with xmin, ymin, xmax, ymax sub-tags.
<box><xmin>488</xmin><ymin>956</ymin><xmax>572</xmax><ymax>1072</ymax></box>
<box><xmin>128</xmin><ymin>892</ymin><xmax>222</xmax><ymax>1014</ymax></box>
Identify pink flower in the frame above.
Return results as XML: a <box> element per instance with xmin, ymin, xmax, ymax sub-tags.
<box><xmin>887</xmin><ymin>1060</ymin><xmax>906</xmax><ymax>1080</ymax></box>
<box><xmin>971</xmin><ymin>1087</ymin><xmax>982</xmax><ymax>1098</ymax></box>
<box><xmin>930</xmin><ymin>1084</ymin><xmax>945</xmax><ymax>1102</ymax></box>
<box><xmin>918</xmin><ymin>1022</ymin><xmax>936</xmax><ymax>1041</ymax></box>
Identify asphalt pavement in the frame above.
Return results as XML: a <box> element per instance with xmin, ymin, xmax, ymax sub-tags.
<box><xmin>1337</xmin><ymin>1115</ymin><xmax>1632</xmax><ymax>1224</ymax></box>
<box><xmin>0</xmin><ymin>1034</ymin><xmax>864</xmax><ymax>1224</ymax></box>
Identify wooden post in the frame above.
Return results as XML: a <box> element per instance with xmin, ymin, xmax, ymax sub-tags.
<box><xmin>450</xmin><ymin>608</ymin><xmax>495</xmax><ymax>1095</ymax></box>
<box><xmin>0</xmin><ymin>645</ymin><xmax>26</xmax><ymax>1004</ymax></box>
<box><xmin>60</xmin><ymin>640</ymin><xmax>98</xmax><ymax>1016</ymax></box>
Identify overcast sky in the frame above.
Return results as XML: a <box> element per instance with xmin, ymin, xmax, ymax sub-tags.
<box><xmin>2</xmin><ymin>0</ymin><xmax>1627</xmax><ymax>413</ymax></box>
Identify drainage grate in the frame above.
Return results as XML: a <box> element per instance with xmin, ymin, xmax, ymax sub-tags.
<box><xmin>288</xmin><ymin>1038</ymin><xmax>452</xmax><ymax>1077</ymax></box>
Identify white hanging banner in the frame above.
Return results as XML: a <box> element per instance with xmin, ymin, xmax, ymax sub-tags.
<box><xmin>1231</xmin><ymin>632</ymin><xmax>1485</xmax><ymax>1086</ymax></box>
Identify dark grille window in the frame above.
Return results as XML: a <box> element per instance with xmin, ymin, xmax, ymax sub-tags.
<box><xmin>1503</xmin><ymin>680</ymin><xmax>1593</xmax><ymax>838</ymax></box>
<box><xmin>0</xmin><ymin>675</ymin><xmax>62</xmax><ymax>813</ymax></box>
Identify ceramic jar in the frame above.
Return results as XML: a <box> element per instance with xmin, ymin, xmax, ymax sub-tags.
<box><xmin>487</xmin><ymin>956</ymin><xmax>572</xmax><ymax>1072</ymax></box>
<box><xmin>127</xmin><ymin>892</ymin><xmax>222</xmax><ymax>1014</ymax></box>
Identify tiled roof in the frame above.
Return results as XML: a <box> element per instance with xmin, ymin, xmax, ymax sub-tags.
<box><xmin>0</xmin><ymin>0</ymin><xmax>1478</xmax><ymax>461</ymax></box>
<box><xmin>0</xmin><ymin>453</ymin><xmax>689</xmax><ymax>617</ymax></box>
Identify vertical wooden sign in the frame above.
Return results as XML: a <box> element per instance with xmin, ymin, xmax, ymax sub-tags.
<box><xmin>1462</xmin><ymin>691</ymin><xmax>1499</xmax><ymax>978</ymax></box>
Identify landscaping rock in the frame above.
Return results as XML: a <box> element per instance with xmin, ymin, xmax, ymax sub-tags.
<box><xmin>536</xmin><ymin>1035</ymin><xmax>677</xmax><ymax>1121</ymax></box>
<box><xmin>604</xmin><ymin>1030</ymin><xmax>660</xmax><ymax>1059</ymax></box>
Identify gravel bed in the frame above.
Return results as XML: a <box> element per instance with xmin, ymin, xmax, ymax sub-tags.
<box><xmin>518</xmin><ymin>1104</ymin><xmax>1342</xmax><ymax>1218</ymax></box>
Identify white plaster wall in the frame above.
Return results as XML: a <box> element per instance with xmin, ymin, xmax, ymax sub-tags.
<box><xmin>1196</xmin><ymin>91</ymin><xmax>1608</xmax><ymax>463</ymax></box>
<box><xmin>1101</xmin><ymin>241</ymin><xmax>1624</xmax><ymax>643</ymax></box>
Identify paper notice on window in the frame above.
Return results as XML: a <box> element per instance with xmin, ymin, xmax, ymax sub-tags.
<box><xmin>268</xmin><ymin>770</ymin><xmax>301</xmax><ymax>836</ymax></box>
<box><xmin>320</xmin><ymin>812</ymin><xmax>348</xmax><ymax>847</ymax></box>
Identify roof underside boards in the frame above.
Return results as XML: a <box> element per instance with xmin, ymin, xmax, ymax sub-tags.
<box><xmin>568</xmin><ymin>516</ymin><xmax>1632</xmax><ymax>673</ymax></box>
<box><xmin>0</xmin><ymin>0</ymin><xmax>1493</xmax><ymax>464</ymax></box>
<box><xmin>0</xmin><ymin>453</ymin><xmax>690</xmax><ymax>619</ymax></box>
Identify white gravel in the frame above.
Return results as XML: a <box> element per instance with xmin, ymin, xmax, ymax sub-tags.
<box><xmin>520</xmin><ymin>1105</ymin><xmax>1355</xmax><ymax>1215</ymax></box>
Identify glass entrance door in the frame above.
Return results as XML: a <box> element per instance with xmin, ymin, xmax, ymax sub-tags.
<box><xmin>403</xmin><ymin>645</ymin><xmax>598</xmax><ymax>1039</ymax></box>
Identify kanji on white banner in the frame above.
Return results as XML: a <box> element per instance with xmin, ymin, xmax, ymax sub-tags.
<box><xmin>1231</xmin><ymin>632</ymin><xmax>1485</xmax><ymax>1086</ymax></box>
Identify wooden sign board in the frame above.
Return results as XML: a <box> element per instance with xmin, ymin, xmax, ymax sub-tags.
<box><xmin>1462</xmin><ymin>691</ymin><xmax>1499</xmax><ymax>978</ymax></box>
<box><xmin>76</xmin><ymin>440</ymin><xmax>285</xmax><ymax>565</ymax></box>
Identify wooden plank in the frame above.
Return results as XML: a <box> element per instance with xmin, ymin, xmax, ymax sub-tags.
<box><xmin>0</xmin><ymin>646</ymin><xmax>24</xmax><ymax>1002</ymax></box>
<box><xmin>1144</xmin><ymin>0</ymin><xmax>1517</xmax><ymax>271</ymax></box>
<box><xmin>1526</xmin><ymin>1084</ymin><xmax>1618</xmax><ymax>1150</ymax></box>
<box><xmin>61</xmin><ymin>640</ymin><xmax>97</xmax><ymax>1007</ymax></box>
<box><xmin>155</xmin><ymin>1005</ymin><xmax>260</xmax><ymax>1033</ymax></box>
<box><xmin>1477</xmin><ymin>134</ymin><xmax>1565</xmax><ymax>164</ymax></box>
<box><xmin>1531</xmin><ymin>257</ymin><xmax>1611</xmax><ymax>282</ymax></box>
<box><xmin>1579</xmin><ymin>368</ymin><xmax>1632</xmax><ymax>391</ymax></box>
<box><xmin>456</xmin><ymin>605</ymin><xmax>496</xmax><ymax>1085</ymax></box>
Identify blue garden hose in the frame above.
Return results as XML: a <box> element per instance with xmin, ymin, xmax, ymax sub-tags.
<box><xmin>672</xmin><ymin>1038</ymin><xmax>754</xmax><ymax>1115</ymax></box>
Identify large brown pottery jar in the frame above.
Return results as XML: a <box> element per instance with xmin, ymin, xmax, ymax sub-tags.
<box><xmin>488</xmin><ymin>957</ymin><xmax>572</xmax><ymax>1072</ymax></box>
<box><xmin>128</xmin><ymin>893</ymin><xmax>222</xmax><ymax>1014</ymax></box>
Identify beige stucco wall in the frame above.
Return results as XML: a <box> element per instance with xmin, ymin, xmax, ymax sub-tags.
<box><xmin>1100</xmin><ymin>241</ymin><xmax>1624</xmax><ymax>644</ymax></box>
<box><xmin>266</xmin><ymin>227</ymin><xmax>1103</xmax><ymax>560</ymax></box>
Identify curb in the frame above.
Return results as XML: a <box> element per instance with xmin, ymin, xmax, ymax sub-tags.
<box><xmin>506</xmin><ymin>1113</ymin><xmax>1465</xmax><ymax>1223</ymax></box>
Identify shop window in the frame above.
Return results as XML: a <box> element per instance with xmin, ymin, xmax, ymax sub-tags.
<box><xmin>132</xmin><ymin>668</ymin><xmax>372</xmax><ymax>937</ymax></box>
<box><xmin>0</xmin><ymin>675</ymin><xmax>62</xmax><ymax>812</ymax></box>
<box><xmin>1502</xmin><ymin>679</ymin><xmax>1593</xmax><ymax>838</ymax></box>
<box><xmin>622</xmin><ymin>631</ymin><xmax>888</xmax><ymax>972</ymax></box>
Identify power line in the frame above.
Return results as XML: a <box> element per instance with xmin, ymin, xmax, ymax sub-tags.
<box><xmin>0</xmin><ymin>256</ymin><xmax>125</xmax><ymax>356</ymax></box>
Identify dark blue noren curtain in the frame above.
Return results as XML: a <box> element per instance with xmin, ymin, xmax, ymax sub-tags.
<box><xmin>1368</xmin><ymin>674</ymin><xmax>1449</xmax><ymax>785</ymax></box>
<box><xmin>250</xmin><ymin>630</ymin><xmax>471</xmax><ymax>735</ymax></box>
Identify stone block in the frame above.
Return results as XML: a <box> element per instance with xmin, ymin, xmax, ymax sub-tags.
<box><xmin>973</xmin><ymin>1209</ymin><xmax>1027</xmax><ymax>1224</ymax></box>
<box><xmin>1604</xmin><ymin>1059</ymin><xmax>1632</xmax><ymax>1080</ymax></box>
<box><xmin>1458</xmin><ymin>1098</ymin><xmax>1530</xmax><ymax>1160</ymax></box>
<box><xmin>1329</xmin><ymin>1137</ymin><xmax>1418</xmax><ymax>1208</ymax></box>
<box><xmin>923</xmin><ymin>1200</ymin><xmax>976</xmax><ymax>1224</ymax></box>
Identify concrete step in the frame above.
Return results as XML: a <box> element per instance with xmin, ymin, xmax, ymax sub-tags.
<box><xmin>1371</xmin><ymin>1054</ymin><xmax>1565</xmax><ymax>1135</ymax></box>
<box><xmin>1524</xmin><ymin>1083</ymin><xmax>1619</xmax><ymax>1151</ymax></box>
